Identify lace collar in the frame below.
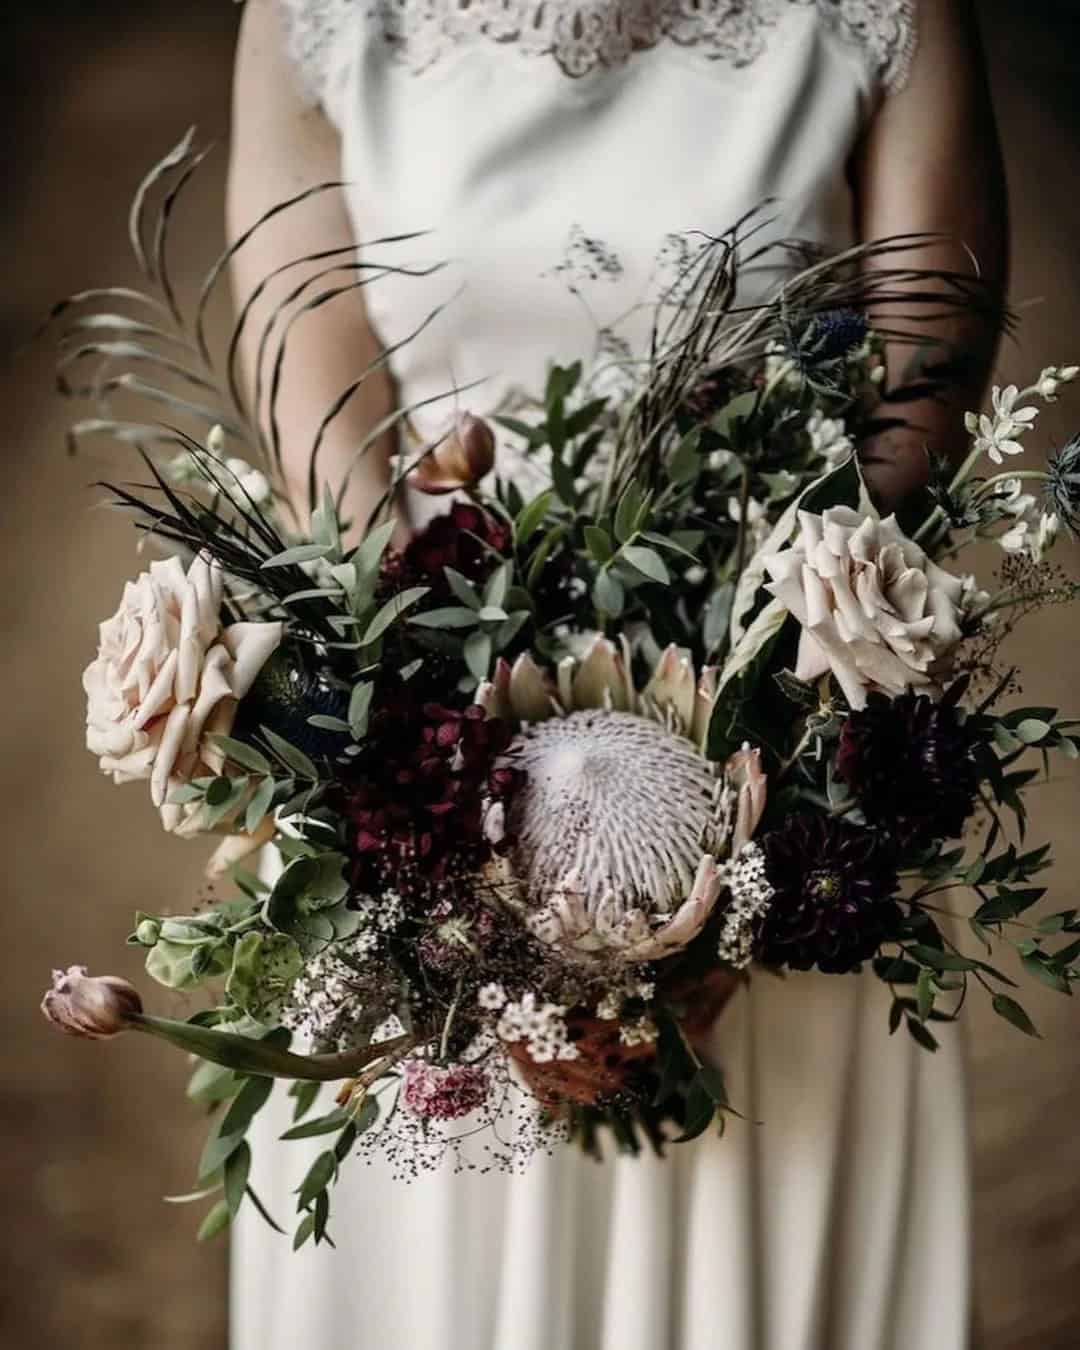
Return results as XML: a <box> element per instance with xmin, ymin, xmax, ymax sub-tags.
<box><xmin>281</xmin><ymin>0</ymin><xmax>917</xmax><ymax>99</ymax></box>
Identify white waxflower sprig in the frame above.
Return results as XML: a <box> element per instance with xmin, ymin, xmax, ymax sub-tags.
<box><xmin>914</xmin><ymin>364</ymin><xmax>1080</xmax><ymax>551</ymax></box>
<box><xmin>965</xmin><ymin>384</ymin><xmax>1041</xmax><ymax>465</ymax></box>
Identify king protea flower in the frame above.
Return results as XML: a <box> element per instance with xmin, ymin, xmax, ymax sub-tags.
<box><xmin>477</xmin><ymin>637</ymin><xmax>766</xmax><ymax>964</ymax></box>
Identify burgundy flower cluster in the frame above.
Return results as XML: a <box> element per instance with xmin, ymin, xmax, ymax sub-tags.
<box><xmin>400</xmin><ymin>1059</ymin><xmax>489</xmax><ymax>1122</ymax></box>
<box><xmin>347</xmin><ymin>693</ymin><xmax>522</xmax><ymax>901</ymax></box>
<box><xmin>391</xmin><ymin>501</ymin><xmax>512</xmax><ymax>597</ymax></box>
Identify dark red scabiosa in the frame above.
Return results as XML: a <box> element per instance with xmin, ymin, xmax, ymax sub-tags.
<box><xmin>757</xmin><ymin>815</ymin><xmax>902</xmax><ymax>974</ymax></box>
<box><xmin>835</xmin><ymin>688</ymin><xmax>979</xmax><ymax>848</ymax></box>
<box><xmin>346</xmin><ymin>690</ymin><xmax>524</xmax><ymax>903</ymax></box>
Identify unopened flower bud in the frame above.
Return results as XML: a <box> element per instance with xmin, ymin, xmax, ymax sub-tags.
<box><xmin>408</xmin><ymin>413</ymin><xmax>496</xmax><ymax>495</ymax></box>
<box><xmin>41</xmin><ymin>966</ymin><xmax>142</xmax><ymax>1039</ymax></box>
<box><xmin>207</xmin><ymin>424</ymin><xmax>227</xmax><ymax>456</ymax></box>
<box><xmin>135</xmin><ymin>918</ymin><xmax>161</xmax><ymax>947</ymax></box>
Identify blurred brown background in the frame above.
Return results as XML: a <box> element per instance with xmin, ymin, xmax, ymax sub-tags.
<box><xmin>1</xmin><ymin>2</ymin><xmax>1078</xmax><ymax>1347</ymax></box>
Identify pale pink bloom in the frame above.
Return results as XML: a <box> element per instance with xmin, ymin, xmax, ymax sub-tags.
<box><xmin>41</xmin><ymin>966</ymin><xmax>142</xmax><ymax>1039</ymax></box>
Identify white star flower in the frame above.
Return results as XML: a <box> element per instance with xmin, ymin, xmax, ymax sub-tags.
<box><xmin>969</xmin><ymin>385</ymin><xmax>1040</xmax><ymax>465</ymax></box>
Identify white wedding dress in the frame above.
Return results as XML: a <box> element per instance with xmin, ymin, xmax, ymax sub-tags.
<box><xmin>233</xmin><ymin>3</ymin><xmax>973</xmax><ymax>1347</ymax></box>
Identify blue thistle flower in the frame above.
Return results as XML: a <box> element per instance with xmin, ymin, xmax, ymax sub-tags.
<box><xmin>1045</xmin><ymin>434</ymin><xmax>1080</xmax><ymax>534</ymax></box>
<box><xmin>777</xmin><ymin>306</ymin><xmax>869</xmax><ymax>395</ymax></box>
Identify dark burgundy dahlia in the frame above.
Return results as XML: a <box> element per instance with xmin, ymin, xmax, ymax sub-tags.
<box><xmin>835</xmin><ymin>690</ymin><xmax>978</xmax><ymax>847</ymax></box>
<box><xmin>758</xmin><ymin>815</ymin><xmax>902</xmax><ymax>975</ymax></box>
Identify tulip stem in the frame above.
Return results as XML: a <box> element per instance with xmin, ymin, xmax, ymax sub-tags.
<box><xmin>129</xmin><ymin>1012</ymin><xmax>417</xmax><ymax>1082</ymax></box>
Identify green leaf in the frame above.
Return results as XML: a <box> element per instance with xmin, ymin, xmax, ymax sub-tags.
<box><xmin>464</xmin><ymin>630</ymin><xmax>493</xmax><ymax>682</ymax></box>
<box><xmin>592</xmin><ymin>569</ymin><xmax>624</xmax><ymax>616</ymax></box>
<box><xmin>673</xmin><ymin>1078</ymin><xmax>716</xmax><ymax>1143</ymax></box>
<box><xmin>525</xmin><ymin>523</ymin><xmax>567</xmax><ymax>590</ymax></box>
<box><xmin>992</xmin><ymin>994</ymin><xmax>1041</xmax><ymax>1037</ymax></box>
<box><xmin>220</xmin><ymin>1073</ymin><xmax>275</xmax><ymax>1137</ymax></box>
<box><xmin>351</xmin><ymin>519</ymin><xmax>397</xmax><ymax>585</ymax></box>
<box><xmin>197</xmin><ymin>1199</ymin><xmax>232</xmax><ymax>1243</ymax></box>
<box><xmin>1021</xmin><ymin>951</ymin><xmax>1072</xmax><ymax>994</ymax></box>
<box><xmin>348</xmin><ymin>681</ymin><xmax>375</xmax><ymax>740</ymax></box>
<box><xmin>280</xmin><ymin>1108</ymin><xmax>352</xmax><ymax>1141</ymax></box>
<box><xmin>478</xmin><ymin>606</ymin><xmax>509</xmax><ymax>623</ymax></box>
<box><xmin>224</xmin><ymin>1141</ymin><xmax>252</xmax><ymax>1217</ymax></box>
<box><xmin>244</xmin><ymin>777</ymin><xmax>276</xmax><ymax>834</ymax></box>
<box><xmin>514</xmin><ymin>491</ymin><xmax>554</xmax><ymax>547</ymax></box>
<box><xmin>261</xmin><ymin>726</ymin><xmax>319</xmax><ymax>781</ymax></box>
<box><xmin>296</xmin><ymin>1151</ymin><xmax>337</xmax><ymax>1211</ymax></box>
<box><xmin>668</xmin><ymin>428</ymin><xmax>702</xmax><ymax>484</ymax></box>
<box><xmin>584</xmin><ymin>525</ymin><xmax>614</xmax><ymax>563</ymax></box>
<box><xmin>621</xmin><ymin>544</ymin><xmax>670</xmax><ymax>585</ymax></box>
<box><xmin>227</xmin><ymin>931</ymin><xmax>303</xmax><ymax>1024</ymax></box>
<box><xmin>483</xmin><ymin>561</ymin><xmax>512</xmax><ymax>610</ymax></box>
<box><xmin>307</xmin><ymin>714</ymin><xmax>351</xmax><ymax>733</ymax></box>
<box><xmin>261</xmin><ymin>543</ymin><xmax>334</xmax><ymax>570</ymax></box>
<box><xmin>288</xmin><ymin>1080</ymin><xmax>321</xmax><ymax>1124</ymax></box>
<box><xmin>442</xmin><ymin>567</ymin><xmax>481</xmax><ymax>610</ymax></box>
<box><xmin>908</xmin><ymin>945</ymin><xmax>979</xmax><ymax>973</ymax></box>
<box><xmin>905</xmin><ymin>1016</ymin><xmax>939</xmax><ymax>1052</ymax></box>
<box><xmin>209</xmin><ymin>736</ymin><xmax>273</xmax><ymax>776</ymax></box>
<box><xmin>167</xmin><ymin>783</ymin><xmax>205</xmax><ymax>805</ymax></box>
<box><xmin>293</xmin><ymin>1212</ymin><xmax>316</xmax><ymax>1251</ymax></box>
<box><xmin>199</xmin><ymin>1118</ymin><xmax>246</xmax><ymax>1181</ymax></box>
<box><xmin>360</xmin><ymin>586</ymin><xmax>430</xmax><ymax>645</ymax></box>
<box><xmin>916</xmin><ymin>967</ymin><xmax>935</xmax><ymax>1022</ymax></box>
<box><xmin>186</xmin><ymin>1060</ymin><xmax>240</xmax><ymax>1106</ymax></box>
<box><xmin>1015</xmin><ymin>718</ymin><xmax>1053</xmax><ymax>744</ymax></box>
<box><xmin>408</xmin><ymin>606</ymin><xmax>479</xmax><ymax>629</ymax></box>
<box><xmin>696</xmin><ymin>1064</ymin><xmax>730</xmax><ymax>1108</ymax></box>
<box><xmin>613</xmin><ymin>483</ymin><xmax>643</xmax><ymax>545</ymax></box>
<box><xmin>353</xmin><ymin>1095</ymin><xmax>380</xmax><ymax>1135</ymax></box>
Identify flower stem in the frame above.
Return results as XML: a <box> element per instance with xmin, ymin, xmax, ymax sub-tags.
<box><xmin>129</xmin><ymin>1012</ymin><xmax>416</xmax><ymax>1082</ymax></box>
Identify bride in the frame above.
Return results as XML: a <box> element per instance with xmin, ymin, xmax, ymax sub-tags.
<box><xmin>228</xmin><ymin>2</ymin><xmax>1006</xmax><ymax>1346</ymax></box>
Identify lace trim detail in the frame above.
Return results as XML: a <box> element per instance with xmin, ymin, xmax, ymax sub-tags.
<box><xmin>278</xmin><ymin>0</ymin><xmax>917</xmax><ymax>102</ymax></box>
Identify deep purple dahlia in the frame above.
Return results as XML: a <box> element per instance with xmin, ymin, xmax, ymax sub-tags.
<box><xmin>758</xmin><ymin>814</ymin><xmax>901</xmax><ymax>975</ymax></box>
<box><xmin>835</xmin><ymin>689</ymin><xmax>978</xmax><ymax>847</ymax></box>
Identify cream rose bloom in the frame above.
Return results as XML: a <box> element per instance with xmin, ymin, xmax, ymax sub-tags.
<box><xmin>83</xmin><ymin>553</ymin><xmax>282</xmax><ymax>834</ymax></box>
<box><xmin>763</xmin><ymin>506</ymin><xmax>969</xmax><ymax>710</ymax></box>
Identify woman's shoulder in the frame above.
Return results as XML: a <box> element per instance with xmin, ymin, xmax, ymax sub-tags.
<box><xmin>276</xmin><ymin>0</ymin><xmax>918</xmax><ymax>107</ymax></box>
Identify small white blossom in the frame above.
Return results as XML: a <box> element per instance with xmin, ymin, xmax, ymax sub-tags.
<box><xmin>1035</xmin><ymin>365</ymin><xmax>1080</xmax><ymax>401</ymax></box>
<box><xmin>596</xmin><ymin>991</ymin><xmax>621</xmax><ymax>1020</ymax></box>
<box><xmin>496</xmin><ymin>992</ymin><xmax>580</xmax><ymax>1064</ymax></box>
<box><xmin>728</xmin><ymin>494</ymin><xmax>770</xmax><ymax>552</ymax></box>
<box><xmin>619</xmin><ymin>1016</ymin><xmax>658</xmax><ymax>1048</ymax></box>
<box><xmin>991</xmin><ymin>479</ymin><xmax>1058</xmax><ymax>561</ymax></box>
<box><xmin>478</xmin><ymin>982</ymin><xmax>508</xmax><ymax>1011</ymax></box>
<box><xmin>224</xmin><ymin>456</ymin><xmax>272</xmax><ymax>506</ymax></box>
<box><xmin>968</xmin><ymin>385</ymin><xmax>1040</xmax><ymax>465</ymax></box>
<box><xmin>1035</xmin><ymin>511</ymin><xmax>1060</xmax><ymax>562</ymax></box>
<box><xmin>806</xmin><ymin>409</ymin><xmax>854</xmax><ymax>471</ymax></box>
<box><xmin>715</xmin><ymin>842</ymin><xmax>775</xmax><ymax>970</ymax></box>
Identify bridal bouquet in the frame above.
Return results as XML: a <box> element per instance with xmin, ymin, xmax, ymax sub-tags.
<box><xmin>42</xmin><ymin>136</ymin><xmax>1080</xmax><ymax>1249</ymax></box>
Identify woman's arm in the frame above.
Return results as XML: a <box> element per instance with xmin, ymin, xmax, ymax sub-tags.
<box><xmin>227</xmin><ymin>0</ymin><xmax>397</xmax><ymax>536</ymax></box>
<box><xmin>852</xmin><ymin>0</ymin><xmax>1009</xmax><ymax>511</ymax></box>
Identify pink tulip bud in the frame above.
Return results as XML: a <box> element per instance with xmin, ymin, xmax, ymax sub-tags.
<box><xmin>41</xmin><ymin>966</ymin><xmax>142</xmax><ymax>1039</ymax></box>
<box><xmin>408</xmin><ymin>413</ymin><xmax>496</xmax><ymax>495</ymax></box>
<box><xmin>726</xmin><ymin>743</ymin><xmax>768</xmax><ymax>855</ymax></box>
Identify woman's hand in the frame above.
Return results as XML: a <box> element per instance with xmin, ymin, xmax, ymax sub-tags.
<box><xmin>509</xmin><ymin>969</ymin><xmax>743</xmax><ymax>1110</ymax></box>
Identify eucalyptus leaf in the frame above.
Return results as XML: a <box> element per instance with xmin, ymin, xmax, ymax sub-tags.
<box><xmin>360</xmin><ymin>586</ymin><xmax>430</xmax><ymax>645</ymax></box>
<box><xmin>261</xmin><ymin>544</ymin><xmax>333</xmax><ymax>569</ymax></box>
<box><xmin>621</xmin><ymin>544</ymin><xmax>670</xmax><ymax>585</ymax></box>
<box><xmin>224</xmin><ymin>1141</ymin><xmax>252</xmax><ymax>1217</ymax></box>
